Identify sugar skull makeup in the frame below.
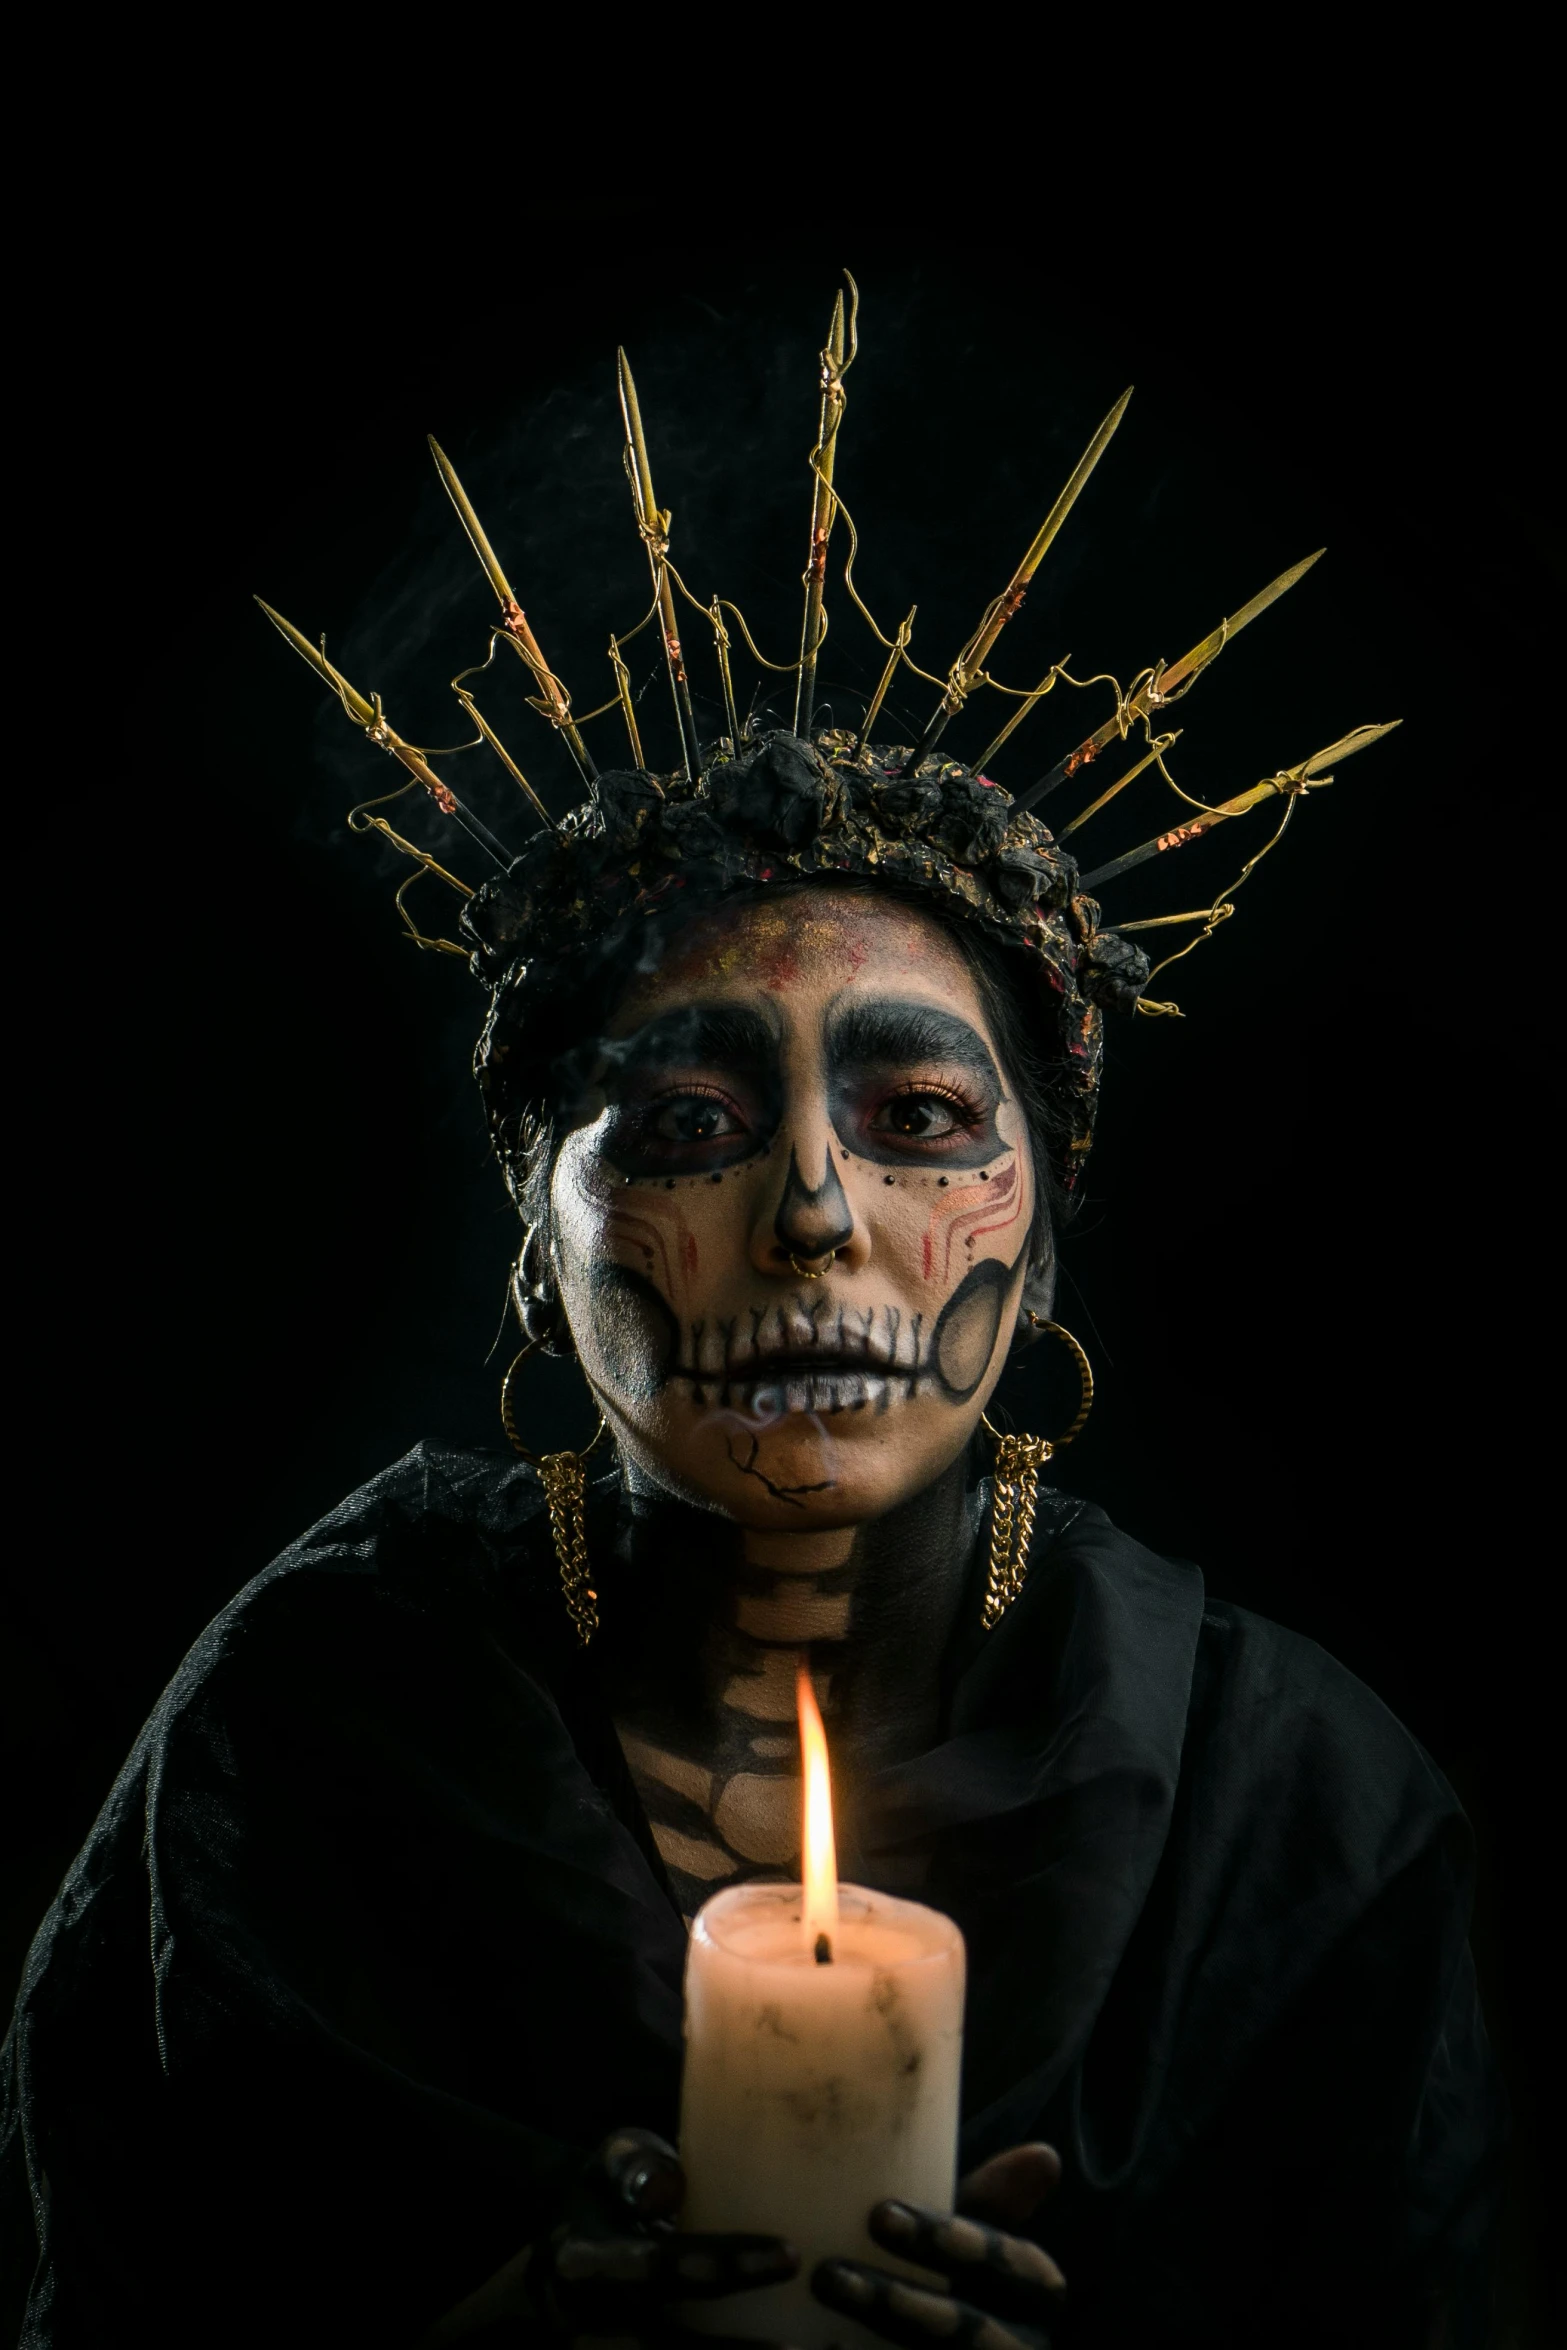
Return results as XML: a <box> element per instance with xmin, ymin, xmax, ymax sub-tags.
<box><xmin>550</xmin><ymin>892</ymin><xmax>1043</xmax><ymax>1529</ymax></box>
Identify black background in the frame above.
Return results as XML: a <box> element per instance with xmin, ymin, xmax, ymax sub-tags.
<box><xmin>9</xmin><ymin>218</ymin><xmax>1554</xmax><ymax>2336</ymax></box>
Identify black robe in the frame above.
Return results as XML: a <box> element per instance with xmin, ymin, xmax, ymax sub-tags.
<box><xmin>1</xmin><ymin>1445</ymin><xmax>1502</xmax><ymax>2347</ymax></box>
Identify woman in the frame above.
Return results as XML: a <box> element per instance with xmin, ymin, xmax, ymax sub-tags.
<box><xmin>3</xmin><ymin>343</ymin><xmax>1500</xmax><ymax>2345</ymax></box>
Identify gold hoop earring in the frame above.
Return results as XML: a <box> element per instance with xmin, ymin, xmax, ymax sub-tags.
<box><xmin>979</xmin><ymin>1319</ymin><xmax>1093</xmax><ymax>1631</ymax></box>
<box><xmin>501</xmin><ymin>1340</ymin><xmax>609</xmax><ymax>1646</ymax></box>
<box><xmin>788</xmin><ymin>1249</ymin><xmax>838</xmax><ymax>1280</ymax></box>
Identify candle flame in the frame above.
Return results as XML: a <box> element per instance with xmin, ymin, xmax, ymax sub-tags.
<box><xmin>797</xmin><ymin>1663</ymin><xmax>839</xmax><ymax>1952</ymax></box>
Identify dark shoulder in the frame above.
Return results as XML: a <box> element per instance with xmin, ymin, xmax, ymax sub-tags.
<box><xmin>136</xmin><ymin>1442</ymin><xmax>568</xmax><ymax>1769</ymax></box>
<box><xmin>4</xmin><ymin>1449</ymin><xmax>568</xmax><ymax>2018</ymax></box>
<box><xmin>1035</xmin><ymin>1494</ymin><xmax>1465</xmax><ymax>1866</ymax></box>
<box><xmin>1187</xmin><ymin>1591</ymin><xmax>1466</xmax><ymax>1874</ymax></box>
<box><xmin>207</xmin><ymin>1439</ymin><xmax>548</xmax><ymax>1633</ymax></box>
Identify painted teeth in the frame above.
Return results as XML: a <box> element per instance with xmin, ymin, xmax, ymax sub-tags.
<box><xmin>730</xmin><ymin>1372</ymin><xmax>894</xmax><ymax>1415</ymax></box>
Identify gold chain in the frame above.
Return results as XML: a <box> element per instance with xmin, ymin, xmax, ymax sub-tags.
<box><xmin>538</xmin><ymin>1450</ymin><xmax>599</xmax><ymax>1645</ymax></box>
<box><xmin>500</xmin><ymin>1344</ymin><xmax>607</xmax><ymax>1646</ymax></box>
<box><xmin>981</xmin><ymin>1432</ymin><xmax>1054</xmax><ymax>1630</ymax></box>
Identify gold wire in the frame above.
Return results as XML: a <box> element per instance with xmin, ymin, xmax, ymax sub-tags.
<box><xmin>392</xmin><ymin>867</ymin><xmax>469</xmax><ymax>955</ymax></box>
<box><xmin>708</xmin><ymin>591</ymin><xmax>801</xmax><ymax>675</ymax></box>
<box><xmin>495</xmin><ymin>622</ymin><xmax>580</xmax><ymax>736</ymax></box>
<box><xmin>556</xmin><ymin>688</ymin><xmax>625</xmax><ymax>727</ymax></box>
<box><xmin>345</xmin><ymin>774</ymin><xmax>420</xmax><ymax>822</ymax></box>
<box><xmin>346</xmin><ymin>806</ymin><xmax>475</xmax><ymax>898</ymax></box>
<box><xmin>1132</xmin><ymin>797</ymin><xmax>1300</xmax><ymax>1015</ymax></box>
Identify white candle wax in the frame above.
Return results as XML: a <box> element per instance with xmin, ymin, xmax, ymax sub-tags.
<box><xmin>679</xmin><ymin>1880</ymin><xmax>965</xmax><ymax>2350</ymax></box>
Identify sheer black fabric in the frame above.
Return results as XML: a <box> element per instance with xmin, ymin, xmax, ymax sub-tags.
<box><xmin>2</xmin><ymin>1446</ymin><xmax>1502</xmax><ymax>2346</ymax></box>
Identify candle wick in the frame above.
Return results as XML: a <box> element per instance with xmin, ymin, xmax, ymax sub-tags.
<box><xmin>814</xmin><ymin>1932</ymin><xmax>833</xmax><ymax>1965</ymax></box>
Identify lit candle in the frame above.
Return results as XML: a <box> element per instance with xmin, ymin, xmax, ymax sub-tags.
<box><xmin>678</xmin><ymin>1669</ymin><xmax>966</xmax><ymax>2350</ymax></box>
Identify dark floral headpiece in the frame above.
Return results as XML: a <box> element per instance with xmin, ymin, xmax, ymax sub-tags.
<box><xmin>464</xmin><ymin>730</ymin><xmax>1148</xmax><ymax>1198</ymax></box>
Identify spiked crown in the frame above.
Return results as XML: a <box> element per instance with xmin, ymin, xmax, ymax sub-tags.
<box><xmin>259</xmin><ymin>275</ymin><xmax>1396</xmax><ymax>1200</ymax></box>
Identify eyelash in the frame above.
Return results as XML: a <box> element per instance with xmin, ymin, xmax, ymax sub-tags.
<box><xmin>644</xmin><ymin>1080</ymin><xmax>749</xmax><ymax>1121</ymax></box>
<box><xmin>882</xmin><ymin>1079</ymin><xmax>986</xmax><ymax>1124</ymax></box>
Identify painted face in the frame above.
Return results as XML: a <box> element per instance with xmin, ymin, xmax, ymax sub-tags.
<box><xmin>550</xmin><ymin>891</ymin><xmax>1039</xmax><ymax>1529</ymax></box>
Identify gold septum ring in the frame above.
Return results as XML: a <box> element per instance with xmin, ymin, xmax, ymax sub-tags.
<box><xmin>788</xmin><ymin>1250</ymin><xmax>838</xmax><ymax>1280</ymax></box>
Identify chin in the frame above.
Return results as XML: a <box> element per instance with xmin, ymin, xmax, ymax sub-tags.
<box><xmin>627</xmin><ymin>1398</ymin><xmax>979</xmax><ymax>1529</ymax></box>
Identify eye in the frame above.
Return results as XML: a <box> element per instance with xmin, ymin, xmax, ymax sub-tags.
<box><xmin>865</xmin><ymin>1084</ymin><xmax>982</xmax><ymax>1146</ymax></box>
<box><xmin>650</xmin><ymin>1091</ymin><xmax>748</xmax><ymax>1143</ymax></box>
<box><xmin>870</xmin><ymin>1090</ymin><xmax>968</xmax><ymax>1140</ymax></box>
<box><xmin>606</xmin><ymin>1079</ymin><xmax>761</xmax><ymax>1176</ymax></box>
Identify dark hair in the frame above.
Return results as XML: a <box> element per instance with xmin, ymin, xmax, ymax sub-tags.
<box><xmin>488</xmin><ymin>877</ymin><xmax>1075</xmax><ymax>1287</ymax></box>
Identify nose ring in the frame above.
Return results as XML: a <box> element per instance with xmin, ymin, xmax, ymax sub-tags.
<box><xmin>788</xmin><ymin>1250</ymin><xmax>838</xmax><ymax>1280</ymax></box>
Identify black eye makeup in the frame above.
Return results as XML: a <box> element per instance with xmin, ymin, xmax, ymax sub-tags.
<box><xmin>600</xmin><ymin>1005</ymin><xmax>781</xmax><ymax>1177</ymax></box>
<box><xmin>827</xmin><ymin>999</ymin><xmax>1006</xmax><ymax>1169</ymax></box>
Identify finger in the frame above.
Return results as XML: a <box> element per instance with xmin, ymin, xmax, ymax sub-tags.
<box><xmin>955</xmin><ymin>2144</ymin><xmax>1061</xmax><ymax>2229</ymax></box>
<box><xmin>814</xmin><ymin>2258</ymin><xmax>1034</xmax><ymax>2350</ymax></box>
<box><xmin>869</xmin><ymin>2203</ymin><xmax>1065</xmax><ymax>2313</ymax></box>
<box><xmin>554</xmin><ymin>2229</ymin><xmax>799</xmax><ymax>2299</ymax></box>
<box><xmin>654</xmin><ymin>2233</ymin><xmax>800</xmax><ymax>2301</ymax></box>
<box><xmin>594</xmin><ymin>2126</ymin><xmax>687</xmax><ymax>2222</ymax></box>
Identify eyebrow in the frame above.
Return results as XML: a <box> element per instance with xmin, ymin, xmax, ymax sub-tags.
<box><xmin>827</xmin><ymin>997</ymin><xmax>1001</xmax><ymax>1087</ymax></box>
<box><xmin>613</xmin><ymin>1001</ymin><xmax>781</xmax><ymax>1074</ymax></box>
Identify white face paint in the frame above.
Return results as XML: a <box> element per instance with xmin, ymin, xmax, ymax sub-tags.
<box><xmin>552</xmin><ymin>891</ymin><xmax>1039</xmax><ymax>1534</ymax></box>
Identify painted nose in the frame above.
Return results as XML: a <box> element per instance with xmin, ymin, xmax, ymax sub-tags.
<box><xmin>759</xmin><ymin>1144</ymin><xmax>860</xmax><ymax>1278</ymax></box>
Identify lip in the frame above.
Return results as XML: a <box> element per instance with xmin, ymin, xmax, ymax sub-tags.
<box><xmin>738</xmin><ymin>1348</ymin><xmax>879</xmax><ymax>1375</ymax></box>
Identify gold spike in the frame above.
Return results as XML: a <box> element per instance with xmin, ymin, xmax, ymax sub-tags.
<box><xmin>907</xmin><ymin>389</ymin><xmax>1132</xmax><ymax>772</ymax></box>
<box><xmin>617</xmin><ymin>347</ymin><xmax>702</xmax><ymax>780</ymax></box>
<box><xmin>1114</xmin><ymin>906</ymin><xmax>1231</xmax><ymax>932</ymax></box>
<box><xmin>853</xmin><ymin>606</ymin><xmax>916</xmax><ymax>756</ymax></box>
<box><xmin>1077</xmin><ymin>720</ymin><xmax>1400</xmax><ymax>889</ymax></box>
<box><xmin>255</xmin><ymin>598</ymin><xmax>515</xmax><ymax>870</ymax></box>
<box><xmin>256</xmin><ymin>598</ymin><xmax>377</xmax><ymax>725</ymax></box>
<box><xmin>452</xmin><ymin>689</ymin><xmax>556</xmax><ymax>830</ymax></box>
<box><xmin>428</xmin><ymin>437</ymin><xmax>597</xmax><ymax>786</ymax></box>
<box><xmin>710</xmin><ymin>598</ymin><xmax>742</xmax><ymax>754</ymax></box>
<box><xmin>794</xmin><ymin>285</ymin><xmax>851</xmax><ymax>740</ymax></box>
<box><xmin>1155</xmin><ymin>549</ymin><xmax>1327</xmax><ymax>699</ymax></box>
<box><xmin>981</xmin><ymin>388</ymin><xmax>1133</xmax><ymax>640</ymax></box>
<box><xmin>1295</xmin><ymin>718</ymin><xmax>1401</xmax><ymax>775</ymax></box>
<box><xmin>970</xmin><ymin>661</ymin><xmax>1070</xmax><ymax>778</ymax></box>
<box><xmin>609</xmin><ymin>634</ymin><xmax>645</xmax><ymax>769</ymax></box>
<box><xmin>1059</xmin><ymin>733</ymin><xmax>1180</xmax><ymax>837</ymax></box>
<box><xmin>428</xmin><ymin>436</ymin><xmax>517</xmax><ymax>609</ymax></box>
<box><xmin>1014</xmin><ymin>549</ymin><xmax>1327</xmax><ymax>815</ymax></box>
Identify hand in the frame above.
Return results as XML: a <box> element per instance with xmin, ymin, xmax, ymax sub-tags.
<box><xmin>813</xmin><ymin>2143</ymin><xmax>1066</xmax><ymax>2350</ymax></box>
<box><xmin>421</xmin><ymin>2128</ymin><xmax>798</xmax><ymax>2345</ymax></box>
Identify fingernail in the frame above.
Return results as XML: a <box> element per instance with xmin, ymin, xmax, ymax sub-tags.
<box><xmin>819</xmin><ymin>2262</ymin><xmax>873</xmax><ymax>2304</ymax></box>
<box><xmin>876</xmin><ymin>2201</ymin><xmax>918</xmax><ymax>2243</ymax></box>
<box><xmin>998</xmin><ymin>2237</ymin><xmax>1066</xmax><ymax>2292</ymax></box>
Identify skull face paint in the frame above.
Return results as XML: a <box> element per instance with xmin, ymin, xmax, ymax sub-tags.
<box><xmin>550</xmin><ymin>892</ymin><xmax>1039</xmax><ymax>1530</ymax></box>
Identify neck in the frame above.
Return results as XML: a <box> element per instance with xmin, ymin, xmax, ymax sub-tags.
<box><xmin>594</xmin><ymin>1451</ymin><xmax>982</xmax><ymax>1914</ymax></box>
